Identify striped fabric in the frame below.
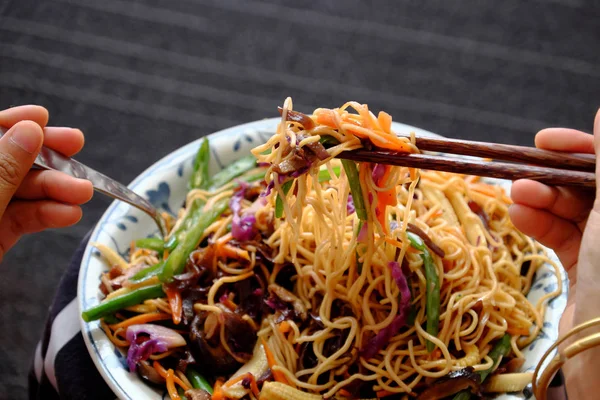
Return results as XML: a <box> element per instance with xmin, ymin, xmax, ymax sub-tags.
<box><xmin>1</xmin><ymin>0</ymin><xmax>596</xmax><ymax>398</ymax></box>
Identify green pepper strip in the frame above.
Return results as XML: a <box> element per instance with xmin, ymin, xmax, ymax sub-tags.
<box><xmin>186</xmin><ymin>367</ymin><xmax>214</xmax><ymax>394</ymax></box>
<box><xmin>341</xmin><ymin>159</ymin><xmax>367</xmax><ymax>221</ymax></box>
<box><xmin>317</xmin><ymin>165</ymin><xmax>341</xmax><ymax>182</ymax></box>
<box><xmin>177</xmin><ymin>387</ymin><xmax>188</xmax><ymax>400</ymax></box>
<box><xmin>81</xmin><ymin>284</ymin><xmax>165</xmax><ymax>322</ymax></box>
<box><xmin>190</xmin><ymin>138</ymin><xmax>211</xmax><ymax>190</ymax></box>
<box><xmin>159</xmin><ymin>198</ymin><xmax>229</xmax><ymax>282</ymax></box>
<box><xmin>407</xmin><ymin>232</ymin><xmax>440</xmax><ymax>353</ymax></box>
<box><xmin>275</xmin><ymin>180</ymin><xmax>294</xmax><ymax>218</ymax></box>
<box><xmin>134</xmin><ymin>238</ymin><xmax>164</xmax><ymax>253</ymax></box>
<box><xmin>452</xmin><ymin>334</ymin><xmax>511</xmax><ymax>400</ymax></box>
<box><xmin>209</xmin><ymin>155</ymin><xmax>257</xmax><ymax>191</ymax></box>
<box><xmin>129</xmin><ymin>261</ymin><xmax>165</xmax><ymax>284</ymax></box>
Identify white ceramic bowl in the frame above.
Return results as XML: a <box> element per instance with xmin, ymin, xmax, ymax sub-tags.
<box><xmin>78</xmin><ymin>118</ymin><xmax>568</xmax><ymax>399</ymax></box>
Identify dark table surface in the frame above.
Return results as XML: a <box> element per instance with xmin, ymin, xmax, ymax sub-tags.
<box><xmin>1</xmin><ymin>0</ymin><xmax>599</xmax><ymax>397</ymax></box>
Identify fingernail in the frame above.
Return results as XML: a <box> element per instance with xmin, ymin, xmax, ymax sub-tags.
<box><xmin>10</xmin><ymin>124</ymin><xmax>41</xmax><ymax>154</ymax></box>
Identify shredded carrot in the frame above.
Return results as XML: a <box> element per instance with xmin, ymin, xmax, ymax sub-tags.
<box><xmin>109</xmin><ymin>312</ymin><xmax>171</xmax><ymax>330</ymax></box>
<box><xmin>377</xmin><ymin>111</ymin><xmax>392</xmax><ymax>134</ymax></box>
<box><xmin>212</xmin><ymin>379</ymin><xmax>225</xmax><ymax>400</ymax></box>
<box><xmin>507</xmin><ymin>326</ymin><xmax>531</xmax><ymax>336</ymax></box>
<box><xmin>165</xmin><ymin>287</ymin><xmax>182</xmax><ymax>325</ymax></box>
<box><xmin>338</xmin><ymin>388</ymin><xmax>353</xmax><ymax>398</ymax></box>
<box><xmin>216</xmin><ymin>243</ymin><xmax>250</xmax><ymax>261</ymax></box>
<box><xmin>376</xmin><ymin>389</ymin><xmax>398</xmax><ymax>398</ymax></box>
<box><xmin>224</xmin><ymin>373</ymin><xmax>259</xmax><ymax>397</ymax></box>
<box><xmin>163</xmin><ymin>249</ymin><xmax>170</xmax><ymax>260</ymax></box>
<box><xmin>129</xmin><ymin>240</ymin><xmax>135</xmax><ymax>256</ymax></box>
<box><xmin>261</xmin><ymin>338</ymin><xmax>290</xmax><ymax>386</ymax></box>
<box><xmin>166</xmin><ymin>369</ymin><xmax>181</xmax><ymax>400</ymax></box>
<box><xmin>278</xmin><ymin>320</ymin><xmax>291</xmax><ymax>334</ymax></box>
<box><xmin>153</xmin><ymin>361</ymin><xmax>190</xmax><ymax>391</ymax></box>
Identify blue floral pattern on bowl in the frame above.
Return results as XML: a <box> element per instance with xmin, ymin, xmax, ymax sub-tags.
<box><xmin>78</xmin><ymin>119</ymin><xmax>568</xmax><ymax>400</ymax></box>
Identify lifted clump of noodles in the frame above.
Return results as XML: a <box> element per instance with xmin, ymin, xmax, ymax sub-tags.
<box><xmin>83</xmin><ymin>98</ymin><xmax>561</xmax><ymax>400</ymax></box>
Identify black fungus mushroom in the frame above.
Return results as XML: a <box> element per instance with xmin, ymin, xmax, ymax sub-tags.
<box><xmin>417</xmin><ymin>367</ymin><xmax>481</xmax><ymax>400</ymax></box>
<box><xmin>189</xmin><ymin>308</ymin><xmax>257</xmax><ymax>375</ymax></box>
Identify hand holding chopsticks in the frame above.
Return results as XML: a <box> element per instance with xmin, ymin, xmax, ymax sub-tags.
<box><xmin>338</xmin><ymin>135</ymin><xmax>596</xmax><ymax>188</ymax></box>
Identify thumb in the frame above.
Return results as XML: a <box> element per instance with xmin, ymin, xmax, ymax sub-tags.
<box><xmin>0</xmin><ymin>120</ymin><xmax>43</xmax><ymax>216</ymax></box>
<box><xmin>574</xmin><ymin>107</ymin><xmax>600</xmax><ymax>325</ymax></box>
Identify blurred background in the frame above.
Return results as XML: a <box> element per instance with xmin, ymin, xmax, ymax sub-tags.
<box><xmin>0</xmin><ymin>0</ymin><xmax>598</xmax><ymax>397</ymax></box>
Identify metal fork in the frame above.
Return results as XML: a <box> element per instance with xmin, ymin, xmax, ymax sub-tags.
<box><xmin>0</xmin><ymin>126</ymin><xmax>168</xmax><ymax>237</ymax></box>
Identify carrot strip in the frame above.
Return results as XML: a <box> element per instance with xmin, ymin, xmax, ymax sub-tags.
<box><xmin>153</xmin><ymin>361</ymin><xmax>190</xmax><ymax>391</ymax></box>
<box><xmin>507</xmin><ymin>327</ymin><xmax>531</xmax><ymax>336</ymax></box>
<box><xmin>109</xmin><ymin>312</ymin><xmax>171</xmax><ymax>330</ymax></box>
<box><xmin>211</xmin><ymin>379</ymin><xmax>225</xmax><ymax>400</ymax></box>
<box><xmin>338</xmin><ymin>388</ymin><xmax>353</xmax><ymax>398</ymax></box>
<box><xmin>165</xmin><ymin>287</ymin><xmax>183</xmax><ymax>325</ymax></box>
<box><xmin>166</xmin><ymin>369</ymin><xmax>181</xmax><ymax>400</ymax></box>
<box><xmin>224</xmin><ymin>373</ymin><xmax>259</xmax><ymax>397</ymax></box>
<box><xmin>377</xmin><ymin>389</ymin><xmax>398</xmax><ymax>398</ymax></box>
<box><xmin>378</xmin><ymin>111</ymin><xmax>392</xmax><ymax>134</ymax></box>
<box><xmin>278</xmin><ymin>321</ymin><xmax>291</xmax><ymax>334</ymax></box>
<box><xmin>261</xmin><ymin>338</ymin><xmax>290</xmax><ymax>385</ymax></box>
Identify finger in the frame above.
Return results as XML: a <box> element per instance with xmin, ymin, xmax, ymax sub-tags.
<box><xmin>0</xmin><ymin>105</ymin><xmax>49</xmax><ymax>129</ymax></box>
<box><xmin>535</xmin><ymin>128</ymin><xmax>595</xmax><ymax>153</ymax></box>
<box><xmin>15</xmin><ymin>170</ymin><xmax>93</xmax><ymax>204</ymax></box>
<box><xmin>511</xmin><ymin>179</ymin><xmax>593</xmax><ymax>223</ymax></box>
<box><xmin>0</xmin><ymin>121</ymin><xmax>44</xmax><ymax>216</ymax></box>
<box><xmin>509</xmin><ymin>204</ymin><xmax>581</xmax><ymax>270</ymax></box>
<box><xmin>43</xmin><ymin>127</ymin><xmax>85</xmax><ymax>156</ymax></box>
<box><xmin>0</xmin><ymin>200</ymin><xmax>82</xmax><ymax>262</ymax></box>
<box><xmin>595</xmin><ymin>108</ymin><xmax>600</xmax><ymax>203</ymax></box>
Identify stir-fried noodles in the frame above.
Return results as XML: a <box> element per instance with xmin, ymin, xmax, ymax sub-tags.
<box><xmin>83</xmin><ymin>98</ymin><xmax>561</xmax><ymax>400</ymax></box>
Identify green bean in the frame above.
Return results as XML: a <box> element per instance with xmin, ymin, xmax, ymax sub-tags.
<box><xmin>480</xmin><ymin>334</ymin><xmax>511</xmax><ymax>381</ymax></box>
<box><xmin>407</xmin><ymin>232</ymin><xmax>440</xmax><ymax>353</ymax></box>
<box><xmin>209</xmin><ymin>155</ymin><xmax>256</xmax><ymax>190</ymax></box>
<box><xmin>317</xmin><ymin>165</ymin><xmax>341</xmax><ymax>182</ymax></box>
<box><xmin>452</xmin><ymin>334</ymin><xmax>511</xmax><ymax>400</ymax></box>
<box><xmin>159</xmin><ymin>198</ymin><xmax>229</xmax><ymax>282</ymax></box>
<box><xmin>341</xmin><ymin>159</ymin><xmax>367</xmax><ymax>221</ymax></box>
<box><xmin>129</xmin><ymin>261</ymin><xmax>165</xmax><ymax>283</ymax></box>
<box><xmin>81</xmin><ymin>284</ymin><xmax>165</xmax><ymax>322</ymax></box>
<box><xmin>275</xmin><ymin>180</ymin><xmax>294</xmax><ymax>218</ymax></box>
<box><xmin>186</xmin><ymin>366</ymin><xmax>214</xmax><ymax>394</ymax></box>
<box><xmin>177</xmin><ymin>387</ymin><xmax>188</xmax><ymax>400</ymax></box>
<box><xmin>190</xmin><ymin>138</ymin><xmax>211</xmax><ymax>190</ymax></box>
<box><xmin>134</xmin><ymin>238</ymin><xmax>164</xmax><ymax>253</ymax></box>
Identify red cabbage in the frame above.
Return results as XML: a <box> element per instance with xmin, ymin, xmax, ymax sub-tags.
<box><xmin>125</xmin><ymin>324</ymin><xmax>186</xmax><ymax>372</ymax></box>
<box><xmin>357</xmin><ymin>222</ymin><xmax>368</xmax><ymax>243</ymax></box>
<box><xmin>230</xmin><ymin>182</ymin><xmax>265</xmax><ymax>241</ymax></box>
<box><xmin>347</xmin><ymin>194</ymin><xmax>356</xmax><ymax>215</ymax></box>
<box><xmin>372</xmin><ymin>163</ymin><xmax>386</xmax><ymax>183</ymax></box>
<box><xmin>360</xmin><ymin>262</ymin><xmax>411</xmax><ymax>360</ymax></box>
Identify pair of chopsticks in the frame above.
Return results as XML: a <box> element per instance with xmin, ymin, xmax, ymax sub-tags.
<box><xmin>338</xmin><ymin>135</ymin><xmax>596</xmax><ymax>188</ymax></box>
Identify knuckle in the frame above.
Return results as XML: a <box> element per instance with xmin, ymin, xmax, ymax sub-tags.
<box><xmin>0</xmin><ymin>152</ymin><xmax>24</xmax><ymax>189</ymax></box>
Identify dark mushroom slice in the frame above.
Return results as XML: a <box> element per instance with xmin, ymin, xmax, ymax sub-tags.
<box><xmin>189</xmin><ymin>307</ymin><xmax>257</xmax><ymax>375</ymax></box>
<box><xmin>417</xmin><ymin>367</ymin><xmax>481</xmax><ymax>400</ymax></box>
<box><xmin>184</xmin><ymin>388</ymin><xmax>212</xmax><ymax>400</ymax></box>
<box><xmin>136</xmin><ymin>360</ymin><xmax>165</xmax><ymax>386</ymax></box>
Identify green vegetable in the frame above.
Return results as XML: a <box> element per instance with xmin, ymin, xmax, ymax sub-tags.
<box><xmin>177</xmin><ymin>388</ymin><xmax>187</xmax><ymax>400</ymax></box>
<box><xmin>452</xmin><ymin>334</ymin><xmax>511</xmax><ymax>400</ymax></box>
<box><xmin>134</xmin><ymin>238</ymin><xmax>164</xmax><ymax>253</ymax></box>
<box><xmin>407</xmin><ymin>232</ymin><xmax>440</xmax><ymax>352</ymax></box>
<box><xmin>102</xmin><ymin>314</ymin><xmax>120</xmax><ymax>325</ymax></box>
<box><xmin>341</xmin><ymin>159</ymin><xmax>367</xmax><ymax>221</ymax></box>
<box><xmin>190</xmin><ymin>138</ymin><xmax>211</xmax><ymax>190</ymax></box>
<box><xmin>209</xmin><ymin>155</ymin><xmax>256</xmax><ymax>190</ymax></box>
<box><xmin>129</xmin><ymin>261</ymin><xmax>165</xmax><ymax>283</ymax></box>
<box><xmin>318</xmin><ymin>135</ymin><xmax>367</xmax><ymax>221</ymax></box>
<box><xmin>81</xmin><ymin>284</ymin><xmax>165</xmax><ymax>322</ymax></box>
<box><xmin>168</xmin><ymin>198</ymin><xmax>206</xmax><ymax>246</ymax></box>
<box><xmin>317</xmin><ymin>165</ymin><xmax>341</xmax><ymax>182</ymax></box>
<box><xmin>275</xmin><ymin>180</ymin><xmax>294</xmax><ymax>218</ymax></box>
<box><xmin>186</xmin><ymin>366</ymin><xmax>214</xmax><ymax>394</ymax></box>
<box><xmin>159</xmin><ymin>198</ymin><xmax>229</xmax><ymax>282</ymax></box>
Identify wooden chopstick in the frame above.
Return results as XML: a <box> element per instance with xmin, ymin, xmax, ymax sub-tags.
<box><xmin>338</xmin><ymin>150</ymin><xmax>596</xmax><ymax>189</ymax></box>
<box><xmin>403</xmin><ymin>135</ymin><xmax>596</xmax><ymax>171</ymax></box>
